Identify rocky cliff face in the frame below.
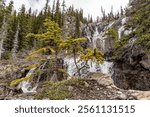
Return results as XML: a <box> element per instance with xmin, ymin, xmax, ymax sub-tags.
<box><xmin>112</xmin><ymin>0</ymin><xmax>150</xmax><ymax>90</ymax></box>
<box><xmin>80</xmin><ymin>0</ymin><xmax>150</xmax><ymax>91</ymax></box>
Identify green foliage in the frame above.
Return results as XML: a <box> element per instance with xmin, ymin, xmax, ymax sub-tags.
<box><xmin>125</xmin><ymin>0</ymin><xmax>150</xmax><ymax>51</ymax></box>
<box><xmin>137</xmin><ymin>34</ymin><xmax>150</xmax><ymax>51</ymax></box>
<box><xmin>0</xmin><ymin>0</ymin><xmax>89</xmax><ymax>59</ymax></box>
<box><xmin>10</xmin><ymin>76</ymin><xmax>31</xmax><ymax>87</ymax></box>
<box><xmin>60</xmin><ymin>37</ymin><xmax>87</xmax><ymax>76</ymax></box>
<box><xmin>80</xmin><ymin>48</ymin><xmax>104</xmax><ymax>64</ymax></box>
<box><xmin>60</xmin><ymin>37</ymin><xmax>87</xmax><ymax>54</ymax></box>
<box><xmin>35</xmin><ymin>78</ymin><xmax>85</xmax><ymax>100</ymax></box>
<box><xmin>105</xmin><ymin>28</ymin><xmax>120</xmax><ymax>48</ymax></box>
<box><xmin>27</xmin><ymin>19</ymin><xmax>62</xmax><ymax>58</ymax></box>
<box><xmin>25</xmin><ymin>64</ymin><xmax>40</xmax><ymax>70</ymax></box>
<box><xmin>110</xmin><ymin>0</ymin><xmax>150</xmax><ymax>60</ymax></box>
<box><xmin>2</xmin><ymin>51</ymin><xmax>12</xmax><ymax>59</ymax></box>
<box><xmin>106</xmin><ymin>28</ymin><xmax>118</xmax><ymax>41</ymax></box>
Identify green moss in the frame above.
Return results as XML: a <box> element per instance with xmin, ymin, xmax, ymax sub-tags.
<box><xmin>37</xmin><ymin>90</ymin><xmax>72</xmax><ymax>100</ymax></box>
<box><xmin>35</xmin><ymin>78</ymin><xmax>85</xmax><ymax>100</ymax></box>
<box><xmin>10</xmin><ymin>76</ymin><xmax>31</xmax><ymax>87</ymax></box>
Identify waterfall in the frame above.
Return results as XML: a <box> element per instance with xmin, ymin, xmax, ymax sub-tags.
<box><xmin>118</xmin><ymin>17</ymin><xmax>127</xmax><ymax>39</ymax></box>
<box><xmin>64</xmin><ymin>57</ymin><xmax>113</xmax><ymax>78</ymax></box>
<box><xmin>99</xmin><ymin>61</ymin><xmax>113</xmax><ymax>75</ymax></box>
<box><xmin>17</xmin><ymin>68</ymin><xmax>37</xmax><ymax>93</ymax></box>
<box><xmin>92</xmin><ymin>27</ymin><xmax>99</xmax><ymax>49</ymax></box>
<box><xmin>0</xmin><ymin>17</ymin><xmax>7</xmax><ymax>59</ymax></box>
<box><xmin>17</xmin><ymin>61</ymin><xmax>48</xmax><ymax>93</ymax></box>
<box><xmin>64</xmin><ymin>57</ymin><xmax>82</xmax><ymax>78</ymax></box>
<box><xmin>64</xmin><ymin>21</ymin><xmax>116</xmax><ymax>78</ymax></box>
<box><xmin>12</xmin><ymin>24</ymin><xmax>19</xmax><ymax>59</ymax></box>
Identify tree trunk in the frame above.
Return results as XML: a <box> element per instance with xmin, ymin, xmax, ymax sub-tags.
<box><xmin>73</xmin><ymin>48</ymin><xmax>81</xmax><ymax>76</ymax></box>
<box><xmin>52</xmin><ymin>51</ymin><xmax>58</xmax><ymax>81</ymax></box>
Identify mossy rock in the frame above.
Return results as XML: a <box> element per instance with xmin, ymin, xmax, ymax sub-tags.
<box><xmin>35</xmin><ymin>78</ymin><xmax>86</xmax><ymax>100</ymax></box>
<box><xmin>37</xmin><ymin>90</ymin><xmax>72</xmax><ymax>100</ymax></box>
<box><xmin>10</xmin><ymin>76</ymin><xmax>31</xmax><ymax>87</ymax></box>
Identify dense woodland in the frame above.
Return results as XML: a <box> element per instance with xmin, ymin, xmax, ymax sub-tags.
<box><xmin>0</xmin><ymin>0</ymin><xmax>128</xmax><ymax>60</ymax></box>
<box><xmin>0</xmin><ymin>0</ymin><xmax>87</xmax><ymax>59</ymax></box>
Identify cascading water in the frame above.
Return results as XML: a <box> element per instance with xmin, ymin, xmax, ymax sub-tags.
<box><xmin>17</xmin><ymin>61</ymin><xmax>48</xmax><ymax>94</ymax></box>
<box><xmin>17</xmin><ymin>68</ymin><xmax>37</xmax><ymax>94</ymax></box>
<box><xmin>64</xmin><ymin>22</ymin><xmax>115</xmax><ymax>77</ymax></box>
<box><xmin>64</xmin><ymin>57</ymin><xmax>76</xmax><ymax>77</ymax></box>
<box><xmin>92</xmin><ymin>26</ymin><xmax>99</xmax><ymax>49</ymax></box>
<box><xmin>118</xmin><ymin>17</ymin><xmax>127</xmax><ymax>39</ymax></box>
<box><xmin>64</xmin><ymin>57</ymin><xmax>113</xmax><ymax>77</ymax></box>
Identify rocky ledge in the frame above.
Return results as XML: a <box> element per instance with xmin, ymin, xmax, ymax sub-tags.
<box><xmin>0</xmin><ymin>60</ymin><xmax>150</xmax><ymax>100</ymax></box>
<box><xmin>1</xmin><ymin>71</ymin><xmax>150</xmax><ymax>100</ymax></box>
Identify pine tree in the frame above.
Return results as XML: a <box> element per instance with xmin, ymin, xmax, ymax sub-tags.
<box><xmin>51</xmin><ymin>0</ymin><xmax>56</xmax><ymax>21</ymax></box>
<box><xmin>18</xmin><ymin>4</ymin><xmax>33</xmax><ymax>50</ymax></box>
<box><xmin>101</xmin><ymin>6</ymin><xmax>106</xmax><ymax>21</ymax></box>
<box><xmin>120</xmin><ymin>6</ymin><xmax>124</xmax><ymax>16</ymax></box>
<box><xmin>61</xmin><ymin>0</ymin><xmax>66</xmax><ymax>26</ymax></box>
<box><xmin>4</xmin><ymin>10</ymin><xmax>17</xmax><ymax>51</ymax></box>
<box><xmin>0</xmin><ymin>0</ymin><xmax>13</xmax><ymax>59</ymax></box>
<box><xmin>55</xmin><ymin>0</ymin><xmax>62</xmax><ymax>27</ymax></box>
<box><xmin>80</xmin><ymin>48</ymin><xmax>104</xmax><ymax>64</ymax></box>
<box><xmin>75</xmin><ymin>10</ymin><xmax>80</xmax><ymax>38</ymax></box>
<box><xmin>27</xmin><ymin>19</ymin><xmax>62</xmax><ymax>81</ymax></box>
<box><xmin>60</xmin><ymin>37</ymin><xmax>87</xmax><ymax>76</ymax></box>
<box><xmin>43</xmin><ymin>0</ymin><xmax>51</xmax><ymax>19</ymax></box>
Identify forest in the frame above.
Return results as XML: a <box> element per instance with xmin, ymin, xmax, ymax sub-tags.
<box><xmin>0</xmin><ymin>0</ymin><xmax>150</xmax><ymax>100</ymax></box>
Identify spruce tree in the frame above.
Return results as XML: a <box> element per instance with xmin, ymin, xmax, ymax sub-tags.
<box><xmin>75</xmin><ymin>10</ymin><xmax>80</xmax><ymax>38</ymax></box>
<box><xmin>60</xmin><ymin>37</ymin><xmax>87</xmax><ymax>76</ymax></box>
<box><xmin>51</xmin><ymin>0</ymin><xmax>56</xmax><ymax>21</ymax></box>
<box><xmin>55</xmin><ymin>0</ymin><xmax>62</xmax><ymax>27</ymax></box>
<box><xmin>27</xmin><ymin>19</ymin><xmax>62</xmax><ymax>81</ymax></box>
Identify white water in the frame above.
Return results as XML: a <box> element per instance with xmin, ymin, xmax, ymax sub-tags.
<box><xmin>118</xmin><ymin>17</ymin><xmax>127</xmax><ymax>39</ymax></box>
<box><xmin>17</xmin><ymin>68</ymin><xmax>37</xmax><ymax>93</ymax></box>
<box><xmin>64</xmin><ymin>57</ymin><xmax>113</xmax><ymax>78</ymax></box>
<box><xmin>68</xmin><ymin>21</ymin><xmax>115</xmax><ymax>77</ymax></box>
<box><xmin>99</xmin><ymin>61</ymin><xmax>113</xmax><ymax>75</ymax></box>
<box><xmin>92</xmin><ymin>27</ymin><xmax>99</xmax><ymax>49</ymax></box>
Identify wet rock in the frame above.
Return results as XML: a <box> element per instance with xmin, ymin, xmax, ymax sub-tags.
<box><xmin>112</xmin><ymin>44</ymin><xmax>150</xmax><ymax>90</ymax></box>
<box><xmin>140</xmin><ymin>53</ymin><xmax>150</xmax><ymax>70</ymax></box>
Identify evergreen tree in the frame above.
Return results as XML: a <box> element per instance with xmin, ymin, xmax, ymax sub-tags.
<box><xmin>27</xmin><ymin>19</ymin><xmax>62</xmax><ymax>81</ymax></box>
<box><xmin>80</xmin><ymin>48</ymin><xmax>104</xmax><ymax>64</ymax></box>
<box><xmin>61</xmin><ymin>0</ymin><xmax>66</xmax><ymax>26</ymax></box>
<box><xmin>120</xmin><ymin>6</ymin><xmax>124</xmax><ymax>16</ymax></box>
<box><xmin>55</xmin><ymin>0</ymin><xmax>62</xmax><ymax>27</ymax></box>
<box><xmin>60</xmin><ymin>37</ymin><xmax>87</xmax><ymax>76</ymax></box>
<box><xmin>75</xmin><ymin>10</ymin><xmax>80</xmax><ymax>38</ymax></box>
<box><xmin>0</xmin><ymin>0</ymin><xmax>14</xmax><ymax>59</ymax></box>
<box><xmin>51</xmin><ymin>0</ymin><xmax>56</xmax><ymax>21</ymax></box>
<box><xmin>18</xmin><ymin>4</ymin><xmax>33</xmax><ymax>50</ymax></box>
